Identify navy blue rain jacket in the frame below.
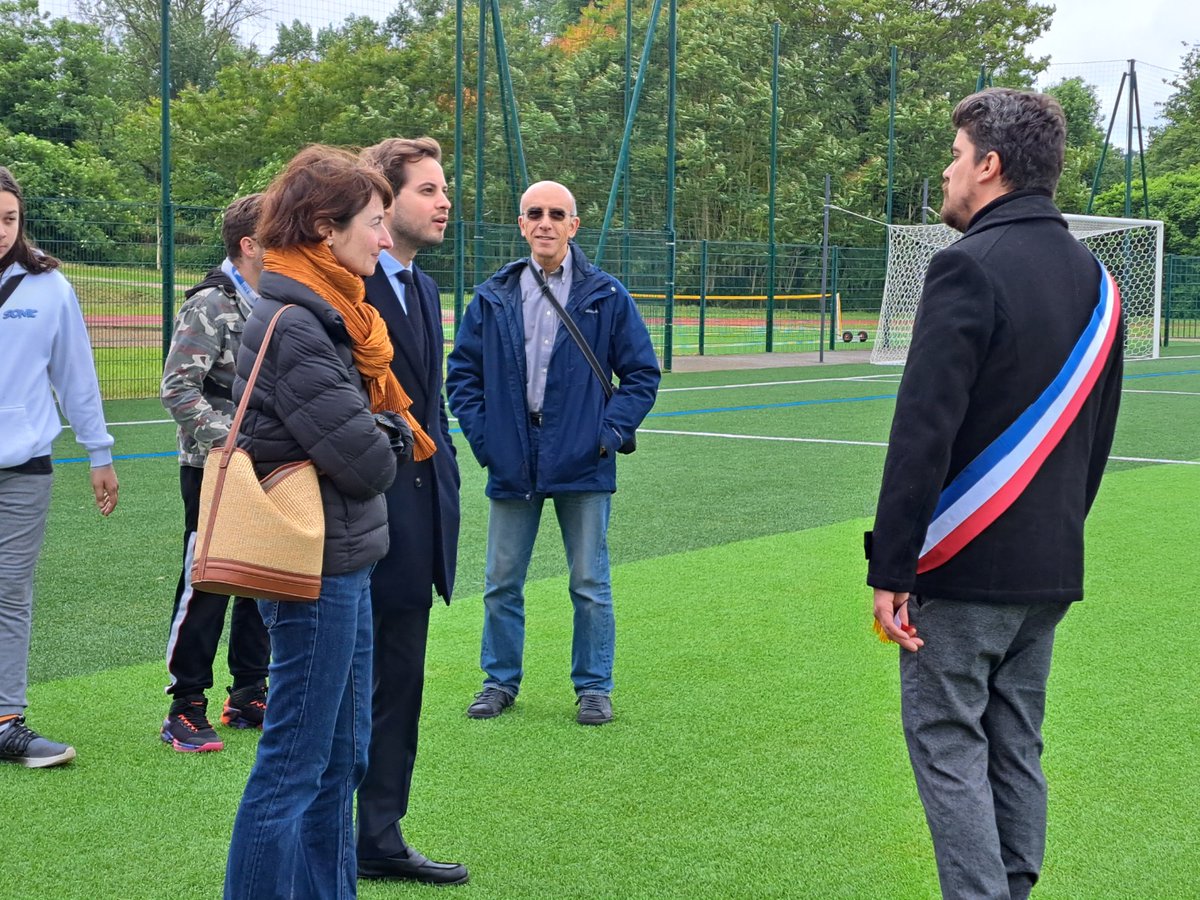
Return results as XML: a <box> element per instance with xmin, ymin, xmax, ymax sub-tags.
<box><xmin>446</xmin><ymin>242</ymin><xmax>660</xmax><ymax>499</ymax></box>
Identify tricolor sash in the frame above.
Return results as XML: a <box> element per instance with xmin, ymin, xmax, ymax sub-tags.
<box><xmin>917</xmin><ymin>259</ymin><xmax>1121</xmax><ymax>574</ymax></box>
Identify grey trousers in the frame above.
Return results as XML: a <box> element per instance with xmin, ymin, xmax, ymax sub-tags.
<box><xmin>0</xmin><ymin>469</ymin><xmax>54</xmax><ymax>716</ymax></box>
<box><xmin>901</xmin><ymin>596</ymin><xmax>1071</xmax><ymax>900</ymax></box>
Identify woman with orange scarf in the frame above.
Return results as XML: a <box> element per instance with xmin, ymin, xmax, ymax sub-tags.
<box><xmin>224</xmin><ymin>146</ymin><xmax>418</xmax><ymax>900</ymax></box>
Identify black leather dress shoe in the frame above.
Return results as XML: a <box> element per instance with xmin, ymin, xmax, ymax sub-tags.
<box><xmin>358</xmin><ymin>846</ymin><xmax>469</xmax><ymax>886</ymax></box>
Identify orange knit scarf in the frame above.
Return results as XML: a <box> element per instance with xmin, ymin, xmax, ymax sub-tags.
<box><xmin>263</xmin><ymin>243</ymin><xmax>436</xmax><ymax>461</ymax></box>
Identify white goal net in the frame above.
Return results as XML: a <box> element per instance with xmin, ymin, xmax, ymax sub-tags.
<box><xmin>871</xmin><ymin>213</ymin><xmax>1164</xmax><ymax>364</ymax></box>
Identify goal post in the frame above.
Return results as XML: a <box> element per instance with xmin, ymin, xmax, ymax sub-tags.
<box><xmin>871</xmin><ymin>213</ymin><xmax>1164</xmax><ymax>365</ymax></box>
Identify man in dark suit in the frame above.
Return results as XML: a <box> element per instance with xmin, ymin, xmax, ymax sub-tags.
<box><xmin>867</xmin><ymin>89</ymin><xmax>1123</xmax><ymax>899</ymax></box>
<box><xmin>356</xmin><ymin>138</ymin><xmax>466</xmax><ymax>886</ymax></box>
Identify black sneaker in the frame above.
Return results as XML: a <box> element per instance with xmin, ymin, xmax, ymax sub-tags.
<box><xmin>576</xmin><ymin>694</ymin><xmax>613</xmax><ymax>725</ymax></box>
<box><xmin>0</xmin><ymin>716</ymin><xmax>76</xmax><ymax>768</ymax></box>
<box><xmin>161</xmin><ymin>697</ymin><xmax>223</xmax><ymax>752</ymax></box>
<box><xmin>466</xmin><ymin>687</ymin><xmax>514</xmax><ymax>719</ymax></box>
<box><xmin>221</xmin><ymin>682</ymin><xmax>267</xmax><ymax>729</ymax></box>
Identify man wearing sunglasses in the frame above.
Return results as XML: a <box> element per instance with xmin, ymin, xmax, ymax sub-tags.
<box><xmin>447</xmin><ymin>180</ymin><xmax>660</xmax><ymax>726</ymax></box>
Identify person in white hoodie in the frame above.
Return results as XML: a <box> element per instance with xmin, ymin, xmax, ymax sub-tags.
<box><xmin>0</xmin><ymin>165</ymin><xmax>118</xmax><ymax>768</ymax></box>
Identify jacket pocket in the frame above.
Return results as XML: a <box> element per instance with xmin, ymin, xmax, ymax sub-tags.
<box><xmin>0</xmin><ymin>405</ymin><xmax>40</xmax><ymax>468</ymax></box>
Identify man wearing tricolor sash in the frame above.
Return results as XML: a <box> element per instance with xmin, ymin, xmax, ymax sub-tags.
<box><xmin>866</xmin><ymin>89</ymin><xmax>1124</xmax><ymax>900</ymax></box>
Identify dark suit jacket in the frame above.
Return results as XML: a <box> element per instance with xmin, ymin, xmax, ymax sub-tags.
<box><xmin>363</xmin><ymin>261</ymin><xmax>460</xmax><ymax>608</ymax></box>
<box><xmin>867</xmin><ymin>191</ymin><xmax>1123</xmax><ymax>604</ymax></box>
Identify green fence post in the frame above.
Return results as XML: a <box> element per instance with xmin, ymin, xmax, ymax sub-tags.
<box><xmin>830</xmin><ymin>244</ymin><xmax>840</xmax><ymax>350</ymax></box>
<box><xmin>662</xmin><ymin>0</ymin><xmax>677</xmax><ymax>373</ymax></box>
<box><xmin>474</xmin><ymin>0</ymin><xmax>486</xmax><ymax>290</ymax></box>
<box><xmin>453</xmin><ymin>0</ymin><xmax>465</xmax><ymax>330</ymax></box>
<box><xmin>159</xmin><ymin>0</ymin><xmax>174</xmax><ymax>363</ymax></box>
<box><xmin>886</xmin><ymin>45</ymin><xmax>897</xmax><ymax>225</ymax></box>
<box><xmin>698</xmin><ymin>239</ymin><xmax>708</xmax><ymax>356</ymax></box>
<box><xmin>596</xmin><ymin>0</ymin><xmax>665</xmax><ymax>265</ymax></box>
<box><xmin>766</xmin><ymin>22</ymin><xmax>779</xmax><ymax>353</ymax></box>
<box><xmin>1164</xmin><ymin>254</ymin><xmax>1173</xmax><ymax>348</ymax></box>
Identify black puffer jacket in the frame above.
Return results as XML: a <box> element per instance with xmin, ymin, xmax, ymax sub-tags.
<box><xmin>234</xmin><ymin>271</ymin><xmax>397</xmax><ymax>575</ymax></box>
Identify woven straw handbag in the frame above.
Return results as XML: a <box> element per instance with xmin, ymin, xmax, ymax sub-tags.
<box><xmin>192</xmin><ymin>304</ymin><xmax>325</xmax><ymax>601</ymax></box>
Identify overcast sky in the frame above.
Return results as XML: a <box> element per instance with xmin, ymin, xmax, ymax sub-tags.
<box><xmin>1029</xmin><ymin>0</ymin><xmax>1196</xmax><ymax>71</ymax></box>
<box><xmin>1027</xmin><ymin>0</ymin><xmax>1196</xmax><ymax>134</ymax></box>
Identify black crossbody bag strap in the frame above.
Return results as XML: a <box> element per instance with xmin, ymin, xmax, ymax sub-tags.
<box><xmin>530</xmin><ymin>265</ymin><xmax>636</xmax><ymax>454</ymax></box>
<box><xmin>0</xmin><ymin>273</ymin><xmax>29</xmax><ymax>311</ymax></box>
<box><xmin>531</xmin><ymin>265</ymin><xmax>613</xmax><ymax>399</ymax></box>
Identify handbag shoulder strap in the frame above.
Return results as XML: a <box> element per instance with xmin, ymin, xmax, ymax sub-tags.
<box><xmin>530</xmin><ymin>266</ymin><xmax>613</xmax><ymax>400</ymax></box>
<box><xmin>0</xmin><ymin>272</ymin><xmax>29</xmax><ymax>311</ymax></box>
<box><xmin>221</xmin><ymin>303</ymin><xmax>296</xmax><ymax>468</ymax></box>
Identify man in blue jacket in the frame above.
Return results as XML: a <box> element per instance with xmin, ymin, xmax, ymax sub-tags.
<box><xmin>447</xmin><ymin>180</ymin><xmax>659</xmax><ymax>726</ymax></box>
<box><xmin>868</xmin><ymin>89</ymin><xmax>1123</xmax><ymax>899</ymax></box>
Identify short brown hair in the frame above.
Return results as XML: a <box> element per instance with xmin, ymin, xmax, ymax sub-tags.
<box><xmin>952</xmin><ymin>88</ymin><xmax>1066</xmax><ymax>196</ymax></box>
<box><xmin>0</xmin><ymin>165</ymin><xmax>59</xmax><ymax>274</ymax></box>
<box><xmin>257</xmin><ymin>145</ymin><xmax>394</xmax><ymax>250</ymax></box>
<box><xmin>221</xmin><ymin>193</ymin><xmax>262</xmax><ymax>261</ymax></box>
<box><xmin>360</xmin><ymin>138</ymin><xmax>442</xmax><ymax>193</ymax></box>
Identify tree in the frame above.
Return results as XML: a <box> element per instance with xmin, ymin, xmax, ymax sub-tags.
<box><xmin>0</xmin><ymin>0</ymin><xmax>133</xmax><ymax>145</ymax></box>
<box><xmin>1044</xmin><ymin>77</ymin><xmax>1110</xmax><ymax>214</ymax></box>
<box><xmin>78</xmin><ymin>0</ymin><xmax>265</xmax><ymax>94</ymax></box>
<box><xmin>1147</xmin><ymin>44</ymin><xmax>1200</xmax><ymax>175</ymax></box>
<box><xmin>0</xmin><ymin>131</ymin><xmax>140</xmax><ymax>261</ymax></box>
<box><xmin>1094</xmin><ymin>167</ymin><xmax>1200</xmax><ymax>257</ymax></box>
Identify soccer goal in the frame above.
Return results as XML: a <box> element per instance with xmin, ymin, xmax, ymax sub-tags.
<box><xmin>871</xmin><ymin>213</ymin><xmax>1164</xmax><ymax>364</ymax></box>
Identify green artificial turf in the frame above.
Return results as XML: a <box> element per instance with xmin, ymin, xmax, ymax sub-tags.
<box><xmin>3</xmin><ymin>356</ymin><xmax>1196</xmax><ymax>897</ymax></box>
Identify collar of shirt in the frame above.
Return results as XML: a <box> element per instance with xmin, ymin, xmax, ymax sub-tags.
<box><xmin>221</xmin><ymin>257</ymin><xmax>261</xmax><ymax>311</ymax></box>
<box><xmin>529</xmin><ymin>250</ymin><xmax>573</xmax><ymax>288</ymax></box>
<box><xmin>377</xmin><ymin>249</ymin><xmax>413</xmax><ymax>312</ymax></box>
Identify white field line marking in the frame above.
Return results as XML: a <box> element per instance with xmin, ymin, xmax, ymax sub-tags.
<box><xmin>640</xmin><ymin>428</ymin><xmax>1200</xmax><ymax>465</ymax></box>
<box><xmin>659</xmin><ymin>373</ymin><xmax>902</xmax><ymax>393</ymax></box>
<box><xmin>1123</xmin><ymin>389</ymin><xmax>1200</xmax><ymax>396</ymax></box>
<box><xmin>65</xmin><ymin>418</ymin><xmax>174</xmax><ymax>429</ymax></box>
<box><xmin>639</xmin><ymin>428</ymin><xmax>888</xmax><ymax>448</ymax></box>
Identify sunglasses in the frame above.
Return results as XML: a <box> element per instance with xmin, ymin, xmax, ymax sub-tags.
<box><xmin>523</xmin><ymin>207</ymin><xmax>572</xmax><ymax>221</ymax></box>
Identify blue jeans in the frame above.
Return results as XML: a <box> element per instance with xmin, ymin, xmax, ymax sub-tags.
<box><xmin>481</xmin><ymin>492</ymin><xmax>614</xmax><ymax>697</ymax></box>
<box><xmin>225</xmin><ymin>566</ymin><xmax>374</xmax><ymax>900</ymax></box>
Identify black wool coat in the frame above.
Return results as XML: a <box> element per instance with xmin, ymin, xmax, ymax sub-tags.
<box><xmin>363</xmin><ymin>261</ymin><xmax>461</xmax><ymax>609</ymax></box>
<box><xmin>867</xmin><ymin>191</ymin><xmax>1124</xmax><ymax>604</ymax></box>
<box><xmin>234</xmin><ymin>272</ymin><xmax>397</xmax><ymax>576</ymax></box>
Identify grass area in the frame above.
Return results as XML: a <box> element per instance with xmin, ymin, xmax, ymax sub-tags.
<box><xmin>3</xmin><ymin>355</ymin><xmax>1197</xmax><ymax>897</ymax></box>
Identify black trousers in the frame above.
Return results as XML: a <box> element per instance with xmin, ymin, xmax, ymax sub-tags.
<box><xmin>356</xmin><ymin>603</ymin><xmax>431</xmax><ymax>859</ymax></box>
<box><xmin>165</xmin><ymin>465</ymin><xmax>270</xmax><ymax>699</ymax></box>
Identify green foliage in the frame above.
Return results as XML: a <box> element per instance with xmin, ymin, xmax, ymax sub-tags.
<box><xmin>1094</xmin><ymin>166</ymin><xmax>1200</xmax><ymax>256</ymax></box>
<box><xmin>77</xmin><ymin>0</ymin><xmax>264</xmax><ymax>95</ymax></box>
<box><xmin>1147</xmin><ymin>44</ymin><xmax>1200</xmax><ymax>174</ymax></box>
<box><xmin>5</xmin><ymin>0</ymin><xmax>1199</xmax><ymax>252</ymax></box>
<box><xmin>0</xmin><ymin>132</ymin><xmax>146</xmax><ymax>262</ymax></box>
<box><xmin>0</xmin><ymin>0</ymin><xmax>132</xmax><ymax>146</ymax></box>
<box><xmin>1045</xmin><ymin>77</ymin><xmax>1107</xmax><ymax>213</ymax></box>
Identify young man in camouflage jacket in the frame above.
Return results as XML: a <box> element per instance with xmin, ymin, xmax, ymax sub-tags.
<box><xmin>159</xmin><ymin>195</ymin><xmax>270</xmax><ymax>752</ymax></box>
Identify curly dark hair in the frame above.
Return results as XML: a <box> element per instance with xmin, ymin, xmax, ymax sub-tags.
<box><xmin>952</xmin><ymin>88</ymin><xmax>1067</xmax><ymax>196</ymax></box>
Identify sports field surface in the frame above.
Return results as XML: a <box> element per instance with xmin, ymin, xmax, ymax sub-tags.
<box><xmin>3</xmin><ymin>349</ymin><xmax>1197</xmax><ymax>899</ymax></box>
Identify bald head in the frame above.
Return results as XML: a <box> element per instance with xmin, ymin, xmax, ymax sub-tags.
<box><xmin>520</xmin><ymin>181</ymin><xmax>576</xmax><ymax>217</ymax></box>
<box><xmin>518</xmin><ymin>180</ymin><xmax>581</xmax><ymax>271</ymax></box>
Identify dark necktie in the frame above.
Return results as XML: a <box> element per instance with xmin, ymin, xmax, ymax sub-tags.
<box><xmin>394</xmin><ymin>268</ymin><xmax>427</xmax><ymax>360</ymax></box>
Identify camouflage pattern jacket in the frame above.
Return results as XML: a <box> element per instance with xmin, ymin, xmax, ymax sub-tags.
<box><xmin>161</xmin><ymin>267</ymin><xmax>252</xmax><ymax>467</ymax></box>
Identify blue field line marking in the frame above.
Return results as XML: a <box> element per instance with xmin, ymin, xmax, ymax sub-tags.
<box><xmin>56</xmin><ymin>450</ymin><xmax>177</xmax><ymax>464</ymax></box>
<box><xmin>1123</xmin><ymin>369</ymin><xmax>1200</xmax><ymax>380</ymax></box>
